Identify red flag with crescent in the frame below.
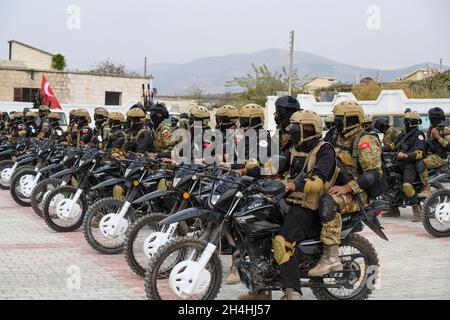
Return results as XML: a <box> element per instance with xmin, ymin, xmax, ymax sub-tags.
<box><xmin>40</xmin><ymin>74</ymin><xmax>62</xmax><ymax>110</ymax></box>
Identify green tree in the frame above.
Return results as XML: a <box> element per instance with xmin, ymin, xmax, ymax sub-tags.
<box><xmin>225</xmin><ymin>63</ymin><xmax>301</xmax><ymax>107</ymax></box>
<box><xmin>51</xmin><ymin>54</ymin><xmax>66</xmax><ymax>71</ymax></box>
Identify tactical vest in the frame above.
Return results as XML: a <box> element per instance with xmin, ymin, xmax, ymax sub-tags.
<box><xmin>286</xmin><ymin>141</ymin><xmax>339</xmax><ymax>210</ymax></box>
<box><xmin>129</xmin><ymin>127</ymin><xmax>150</xmax><ymax>153</ymax></box>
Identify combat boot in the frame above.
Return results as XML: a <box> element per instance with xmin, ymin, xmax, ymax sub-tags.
<box><xmin>281</xmin><ymin>288</ymin><xmax>302</xmax><ymax>300</ymax></box>
<box><xmin>417</xmin><ymin>184</ymin><xmax>431</xmax><ymax>198</ymax></box>
<box><xmin>411</xmin><ymin>204</ymin><xmax>423</xmax><ymax>222</ymax></box>
<box><xmin>308</xmin><ymin>245</ymin><xmax>342</xmax><ymax>277</ymax></box>
<box><xmin>238</xmin><ymin>291</ymin><xmax>272</xmax><ymax>300</ymax></box>
<box><xmin>226</xmin><ymin>265</ymin><xmax>241</xmax><ymax>285</ymax></box>
<box><xmin>382</xmin><ymin>206</ymin><xmax>400</xmax><ymax>217</ymax></box>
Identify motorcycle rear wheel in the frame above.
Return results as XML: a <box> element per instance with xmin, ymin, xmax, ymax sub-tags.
<box><xmin>422</xmin><ymin>189</ymin><xmax>450</xmax><ymax>238</ymax></box>
<box><xmin>311</xmin><ymin>234</ymin><xmax>379</xmax><ymax>300</ymax></box>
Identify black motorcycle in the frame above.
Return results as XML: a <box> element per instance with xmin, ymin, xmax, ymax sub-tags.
<box><xmin>144</xmin><ymin>172</ymin><xmax>388</xmax><ymax>300</ymax></box>
<box><xmin>83</xmin><ymin>156</ymin><xmax>168</xmax><ymax>255</ymax></box>
<box><xmin>41</xmin><ymin>149</ymin><xmax>119</xmax><ymax>232</ymax></box>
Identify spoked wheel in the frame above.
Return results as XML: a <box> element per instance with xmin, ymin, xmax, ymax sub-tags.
<box><xmin>31</xmin><ymin>178</ymin><xmax>64</xmax><ymax>217</ymax></box>
<box><xmin>10</xmin><ymin>169</ymin><xmax>38</xmax><ymax>206</ymax></box>
<box><xmin>125</xmin><ymin>213</ymin><xmax>184</xmax><ymax>277</ymax></box>
<box><xmin>42</xmin><ymin>186</ymin><xmax>87</xmax><ymax>232</ymax></box>
<box><xmin>83</xmin><ymin>197</ymin><xmax>135</xmax><ymax>255</ymax></box>
<box><xmin>144</xmin><ymin>238</ymin><xmax>222</xmax><ymax>300</ymax></box>
<box><xmin>311</xmin><ymin>234</ymin><xmax>379</xmax><ymax>300</ymax></box>
<box><xmin>0</xmin><ymin>160</ymin><xmax>15</xmax><ymax>190</ymax></box>
<box><xmin>422</xmin><ymin>189</ymin><xmax>450</xmax><ymax>238</ymax></box>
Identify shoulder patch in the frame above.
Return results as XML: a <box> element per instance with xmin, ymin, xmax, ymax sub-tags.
<box><xmin>82</xmin><ymin>128</ymin><xmax>89</xmax><ymax>134</ymax></box>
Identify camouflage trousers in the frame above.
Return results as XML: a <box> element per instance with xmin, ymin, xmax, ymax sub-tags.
<box><xmin>424</xmin><ymin>154</ymin><xmax>445</xmax><ymax>170</ymax></box>
<box><xmin>332</xmin><ymin>193</ymin><xmax>367</xmax><ymax>214</ymax></box>
<box><xmin>321</xmin><ymin>213</ymin><xmax>342</xmax><ymax>246</ymax></box>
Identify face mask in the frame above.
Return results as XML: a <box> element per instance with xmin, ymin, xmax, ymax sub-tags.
<box><xmin>325</xmin><ymin>122</ymin><xmax>333</xmax><ymax>130</ymax></box>
<box><xmin>334</xmin><ymin>116</ymin><xmax>344</xmax><ymax>134</ymax></box>
<box><xmin>151</xmin><ymin>113</ymin><xmax>163</xmax><ymax>127</ymax></box>
<box><xmin>298</xmin><ymin>137</ymin><xmax>320</xmax><ymax>152</ymax></box>
<box><xmin>239</xmin><ymin>117</ymin><xmax>250</xmax><ymax>129</ymax></box>
<box><xmin>289</xmin><ymin>124</ymin><xmax>301</xmax><ymax>145</ymax></box>
<box><xmin>430</xmin><ymin>117</ymin><xmax>442</xmax><ymax>127</ymax></box>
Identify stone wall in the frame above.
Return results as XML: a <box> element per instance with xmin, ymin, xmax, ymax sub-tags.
<box><xmin>67</xmin><ymin>73</ymin><xmax>147</xmax><ymax>105</ymax></box>
<box><xmin>10</xmin><ymin>42</ymin><xmax>53</xmax><ymax>70</ymax></box>
<box><xmin>0</xmin><ymin>67</ymin><xmax>148</xmax><ymax>106</ymax></box>
<box><xmin>0</xmin><ymin>68</ymin><xmax>69</xmax><ymax>103</ymax></box>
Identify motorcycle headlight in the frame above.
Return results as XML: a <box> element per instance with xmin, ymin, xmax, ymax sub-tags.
<box><xmin>211</xmin><ymin>195</ymin><xmax>220</xmax><ymax>205</ymax></box>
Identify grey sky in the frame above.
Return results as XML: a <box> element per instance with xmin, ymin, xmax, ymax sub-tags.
<box><xmin>1</xmin><ymin>0</ymin><xmax>449</xmax><ymax>71</ymax></box>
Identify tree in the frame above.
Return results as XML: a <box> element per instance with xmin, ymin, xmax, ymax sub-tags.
<box><xmin>188</xmin><ymin>86</ymin><xmax>204</xmax><ymax>105</ymax></box>
<box><xmin>224</xmin><ymin>63</ymin><xmax>302</xmax><ymax>107</ymax></box>
<box><xmin>90</xmin><ymin>59</ymin><xmax>140</xmax><ymax>77</ymax></box>
<box><xmin>51</xmin><ymin>54</ymin><xmax>66</xmax><ymax>70</ymax></box>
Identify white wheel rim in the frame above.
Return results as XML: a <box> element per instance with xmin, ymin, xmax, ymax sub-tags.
<box><xmin>99</xmin><ymin>214</ymin><xmax>129</xmax><ymax>238</ymax></box>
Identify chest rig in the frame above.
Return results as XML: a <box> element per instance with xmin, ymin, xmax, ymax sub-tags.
<box><xmin>286</xmin><ymin>141</ymin><xmax>338</xmax><ymax>210</ymax></box>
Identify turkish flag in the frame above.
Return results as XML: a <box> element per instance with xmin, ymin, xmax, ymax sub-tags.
<box><xmin>40</xmin><ymin>74</ymin><xmax>62</xmax><ymax>110</ymax></box>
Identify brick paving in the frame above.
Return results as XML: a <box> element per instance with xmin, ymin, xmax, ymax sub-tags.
<box><xmin>0</xmin><ymin>189</ymin><xmax>449</xmax><ymax>300</ymax></box>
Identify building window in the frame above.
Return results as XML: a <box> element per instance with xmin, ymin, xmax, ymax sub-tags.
<box><xmin>14</xmin><ymin>88</ymin><xmax>40</xmax><ymax>102</ymax></box>
<box><xmin>105</xmin><ymin>92</ymin><xmax>122</xmax><ymax>106</ymax></box>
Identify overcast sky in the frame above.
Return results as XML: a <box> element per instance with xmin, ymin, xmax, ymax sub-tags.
<box><xmin>1</xmin><ymin>0</ymin><xmax>449</xmax><ymax>71</ymax></box>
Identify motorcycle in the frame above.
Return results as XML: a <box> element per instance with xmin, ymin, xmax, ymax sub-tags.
<box><xmin>41</xmin><ymin>149</ymin><xmax>119</xmax><ymax>232</ymax></box>
<box><xmin>10</xmin><ymin>141</ymin><xmax>66</xmax><ymax>206</ymax></box>
<box><xmin>124</xmin><ymin>163</ymin><xmax>215</xmax><ymax>277</ymax></box>
<box><xmin>83</xmin><ymin>156</ymin><xmax>168</xmax><ymax>255</ymax></box>
<box><xmin>144</xmin><ymin>171</ymin><xmax>388</xmax><ymax>300</ymax></box>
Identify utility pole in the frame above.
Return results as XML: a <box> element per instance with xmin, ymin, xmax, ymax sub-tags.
<box><xmin>440</xmin><ymin>58</ymin><xmax>443</xmax><ymax>72</ymax></box>
<box><xmin>288</xmin><ymin>30</ymin><xmax>295</xmax><ymax>96</ymax></box>
<box><xmin>144</xmin><ymin>57</ymin><xmax>148</xmax><ymax>78</ymax></box>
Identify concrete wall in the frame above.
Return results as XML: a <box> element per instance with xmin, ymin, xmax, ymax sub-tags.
<box><xmin>10</xmin><ymin>42</ymin><xmax>53</xmax><ymax>70</ymax></box>
<box><xmin>266</xmin><ymin>90</ymin><xmax>450</xmax><ymax>131</ymax></box>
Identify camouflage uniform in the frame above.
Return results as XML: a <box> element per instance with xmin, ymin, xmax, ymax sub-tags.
<box><xmin>154</xmin><ymin>121</ymin><xmax>173</xmax><ymax>152</ymax></box>
<box><xmin>424</xmin><ymin>126</ymin><xmax>450</xmax><ymax>169</ymax></box>
<box><xmin>334</xmin><ymin>132</ymin><xmax>382</xmax><ymax>213</ymax></box>
<box><xmin>382</xmin><ymin>126</ymin><xmax>403</xmax><ymax>151</ymax></box>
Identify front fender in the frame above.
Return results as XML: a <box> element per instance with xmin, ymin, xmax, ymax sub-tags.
<box><xmin>50</xmin><ymin>168</ymin><xmax>78</xmax><ymax>179</ymax></box>
<box><xmin>16</xmin><ymin>155</ymin><xmax>38</xmax><ymax>166</ymax></box>
<box><xmin>0</xmin><ymin>149</ymin><xmax>16</xmax><ymax>157</ymax></box>
<box><xmin>133</xmin><ymin>190</ymin><xmax>178</xmax><ymax>205</ymax></box>
<box><xmin>159</xmin><ymin>208</ymin><xmax>210</xmax><ymax>226</ymax></box>
<box><xmin>91</xmin><ymin>178</ymin><xmax>126</xmax><ymax>190</ymax></box>
<box><xmin>39</xmin><ymin>163</ymin><xmax>64</xmax><ymax>174</ymax></box>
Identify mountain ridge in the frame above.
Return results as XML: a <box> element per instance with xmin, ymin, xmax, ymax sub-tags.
<box><xmin>136</xmin><ymin>49</ymin><xmax>446</xmax><ymax>95</ymax></box>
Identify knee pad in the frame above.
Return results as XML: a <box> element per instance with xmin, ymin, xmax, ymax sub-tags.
<box><xmin>273</xmin><ymin>235</ymin><xmax>295</xmax><ymax>265</ymax></box>
<box><xmin>402</xmin><ymin>183</ymin><xmax>415</xmax><ymax>198</ymax></box>
<box><xmin>113</xmin><ymin>185</ymin><xmax>125</xmax><ymax>200</ymax></box>
<box><xmin>319</xmin><ymin>195</ymin><xmax>337</xmax><ymax>223</ymax></box>
<box><xmin>415</xmin><ymin>160</ymin><xmax>426</xmax><ymax>173</ymax></box>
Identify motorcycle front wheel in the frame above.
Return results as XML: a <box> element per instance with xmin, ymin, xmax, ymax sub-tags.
<box><xmin>42</xmin><ymin>186</ymin><xmax>87</xmax><ymax>232</ymax></box>
<box><xmin>422</xmin><ymin>189</ymin><xmax>450</xmax><ymax>238</ymax></box>
<box><xmin>144</xmin><ymin>238</ymin><xmax>222</xmax><ymax>300</ymax></box>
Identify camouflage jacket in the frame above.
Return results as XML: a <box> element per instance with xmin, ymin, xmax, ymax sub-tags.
<box><xmin>335</xmin><ymin>128</ymin><xmax>383</xmax><ymax>195</ymax></box>
<box><xmin>382</xmin><ymin>126</ymin><xmax>403</xmax><ymax>151</ymax></box>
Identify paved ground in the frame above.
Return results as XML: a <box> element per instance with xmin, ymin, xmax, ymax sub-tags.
<box><xmin>0</xmin><ymin>189</ymin><xmax>449</xmax><ymax>300</ymax></box>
